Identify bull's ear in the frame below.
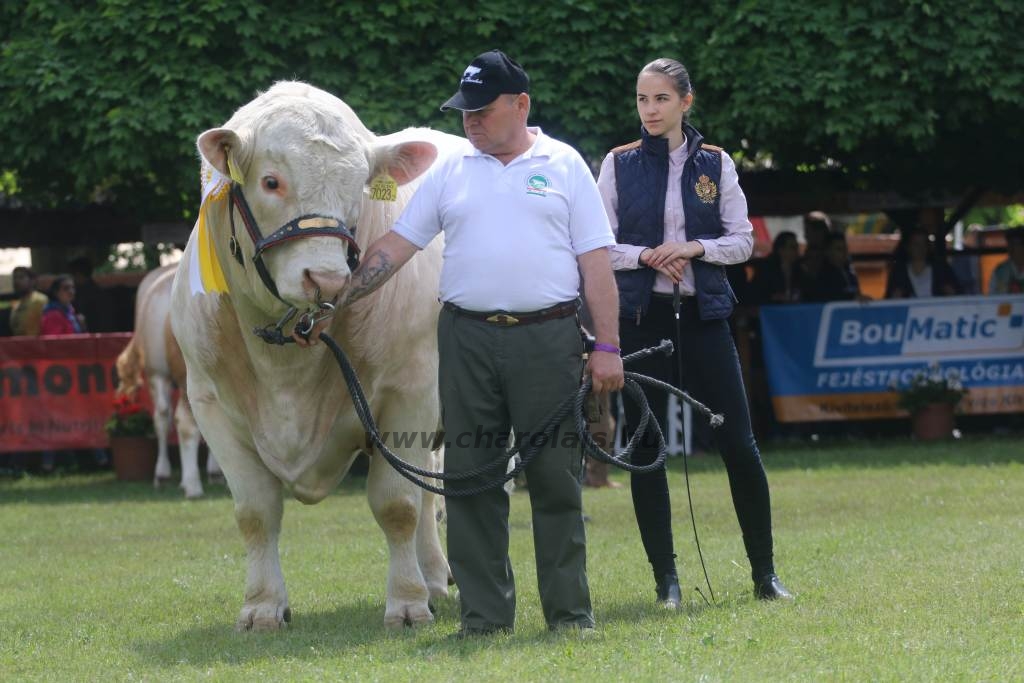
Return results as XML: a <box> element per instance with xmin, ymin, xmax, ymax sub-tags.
<box><xmin>368</xmin><ymin>140</ymin><xmax>437</xmax><ymax>186</ymax></box>
<box><xmin>197</xmin><ymin>128</ymin><xmax>243</xmax><ymax>177</ymax></box>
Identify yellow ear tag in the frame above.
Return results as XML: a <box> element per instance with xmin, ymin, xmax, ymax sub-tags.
<box><xmin>227</xmin><ymin>155</ymin><xmax>245</xmax><ymax>185</ymax></box>
<box><xmin>369</xmin><ymin>173</ymin><xmax>398</xmax><ymax>202</ymax></box>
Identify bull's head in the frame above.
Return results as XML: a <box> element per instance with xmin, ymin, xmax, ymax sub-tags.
<box><xmin>196</xmin><ymin>82</ymin><xmax>437</xmax><ymax>314</ymax></box>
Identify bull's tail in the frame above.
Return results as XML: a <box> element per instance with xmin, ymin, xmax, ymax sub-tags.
<box><xmin>115</xmin><ymin>334</ymin><xmax>145</xmax><ymax>399</ymax></box>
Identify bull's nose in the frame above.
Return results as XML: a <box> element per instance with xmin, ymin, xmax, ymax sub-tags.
<box><xmin>304</xmin><ymin>269</ymin><xmax>350</xmax><ymax>303</ymax></box>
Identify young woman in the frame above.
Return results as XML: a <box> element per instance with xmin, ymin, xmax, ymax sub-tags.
<box><xmin>596</xmin><ymin>58</ymin><xmax>792</xmax><ymax>605</ymax></box>
<box><xmin>885</xmin><ymin>227</ymin><xmax>961</xmax><ymax>298</ymax></box>
<box><xmin>39</xmin><ymin>274</ymin><xmax>85</xmax><ymax>335</ymax></box>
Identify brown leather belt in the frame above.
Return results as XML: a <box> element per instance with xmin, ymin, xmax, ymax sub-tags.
<box><xmin>443</xmin><ymin>300</ymin><xmax>579</xmax><ymax>327</ymax></box>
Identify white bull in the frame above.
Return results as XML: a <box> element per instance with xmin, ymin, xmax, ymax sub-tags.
<box><xmin>170</xmin><ymin>82</ymin><xmax>455</xmax><ymax>630</ymax></box>
<box><xmin>116</xmin><ymin>265</ymin><xmax>221</xmax><ymax>498</ymax></box>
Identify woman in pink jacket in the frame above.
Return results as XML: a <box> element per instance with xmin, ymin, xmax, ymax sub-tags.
<box><xmin>40</xmin><ymin>274</ymin><xmax>86</xmax><ymax>335</ymax></box>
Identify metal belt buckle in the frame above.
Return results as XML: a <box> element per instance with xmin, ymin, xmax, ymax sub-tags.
<box><xmin>486</xmin><ymin>313</ymin><xmax>519</xmax><ymax>326</ymax></box>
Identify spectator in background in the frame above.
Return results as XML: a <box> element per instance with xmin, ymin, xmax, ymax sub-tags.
<box><xmin>38</xmin><ymin>274</ymin><xmax>109</xmax><ymax>472</ymax></box>
<box><xmin>750</xmin><ymin>231</ymin><xmax>805</xmax><ymax>304</ymax></box>
<box><xmin>800</xmin><ymin>211</ymin><xmax>855</xmax><ymax>302</ymax></box>
<box><xmin>885</xmin><ymin>227</ymin><xmax>961</xmax><ymax>298</ymax></box>
<box><xmin>67</xmin><ymin>256</ymin><xmax>115</xmax><ymax>332</ymax></box>
<box><xmin>0</xmin><ymin>267</ymin><xmax>48</xmax><ymax>474</ymax></box>
<box><xmin>40</xmin><ymin>275</ymin><xmax>86</xmax><ymax>335</ymax></box>
<box><xmin>988</xmin><ymin>229</ymin><xmax>1024</xmax><ymax>294</ymax></box>
<box><xmin>9</xmin><ymin>266</ymin><xmax>49</xmax><ymax>336</ymax></box>
<box><xmin>798</xmin><ymin>211</ymin><xmax>832</xmax><ymax>287</ymax></box>
<box><xmin>819</xmin><ymin>232</ymin><xmax>870</xmax><ymax>301</ymax></box>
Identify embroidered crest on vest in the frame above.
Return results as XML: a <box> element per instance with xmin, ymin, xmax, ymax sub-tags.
<box><xmin>695</xmin><ymin>174</ymin><xmax>718</xmax><ymax>204</ymax></box>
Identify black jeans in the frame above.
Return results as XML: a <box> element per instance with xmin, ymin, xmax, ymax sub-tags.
<box><xmin>621</xmin><ymin>295</ymin><xmax>775</xmax><ymax>580</ymax></box>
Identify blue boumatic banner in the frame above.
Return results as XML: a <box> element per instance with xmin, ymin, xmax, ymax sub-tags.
<box><xmin>759</xmin><ymin>295</ymin><xmax>1024</xmax><ymax>421</ymax></box>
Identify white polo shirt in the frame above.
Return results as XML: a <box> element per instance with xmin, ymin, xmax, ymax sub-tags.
<box><xmin>393</xmin><ymin>127</ymin><xmax>614</xmax><ymax>312</ymax></box>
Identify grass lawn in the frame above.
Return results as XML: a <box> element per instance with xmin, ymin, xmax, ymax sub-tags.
<box><xmin>1</xmin><ymin>437</ymin><xmax>1022</xmax><ymax>681</ymax></box>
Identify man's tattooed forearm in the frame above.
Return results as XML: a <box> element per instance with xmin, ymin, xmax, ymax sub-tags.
<box><xmin>347</xmin><ymin>251</ymin><xmax>394</xmax><ymax>303</ymax></box>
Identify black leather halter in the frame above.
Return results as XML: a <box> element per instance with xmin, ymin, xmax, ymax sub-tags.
<box><xmin>227</xmin><ymin>183</ymin><xmax>361</xmax><ymax>305</ymax></box>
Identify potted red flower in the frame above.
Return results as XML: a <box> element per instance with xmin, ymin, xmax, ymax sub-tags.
<box><xmin>890</xmin><ymin>363</ymin><xmax>969</xmax><ymax>441</ymax></box>
<box><xmin>105</xmin><ymin>394</ymin><xmax>157</xmax><ymax>481</ymax></box>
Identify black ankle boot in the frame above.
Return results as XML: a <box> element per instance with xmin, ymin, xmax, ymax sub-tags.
<box><xmin>655</xmin><ymin>571</ymin><xmax>681</xmax><ymax>609</ymax></box>
<box><xmin>753</xmin><ymin>573</ymin><xmax>794</xmax><ymax>601</ymax></box>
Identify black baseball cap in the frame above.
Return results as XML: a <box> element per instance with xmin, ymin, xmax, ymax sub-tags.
<box><xmin>440</xmin><ymin>49</ymin><xmax>530</xmax><ymax>112</ymax></box>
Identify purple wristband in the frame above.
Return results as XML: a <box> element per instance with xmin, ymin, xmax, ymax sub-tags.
<box><xmin>592</xmin><ymin>342</ymin><xmax>621</xmax><ymax>355</ymax></box>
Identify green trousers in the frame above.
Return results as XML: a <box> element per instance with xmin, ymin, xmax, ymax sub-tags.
<box><xmin>438</xmin><ymin>307</ymin><xmax>593</xmax><ymax>631</ymax></box>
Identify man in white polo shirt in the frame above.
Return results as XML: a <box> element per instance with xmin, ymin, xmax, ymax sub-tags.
<box><xmin>299</xmin><ymin>49</ymin><xmax>623</xmax><ymax>636</ymax></box>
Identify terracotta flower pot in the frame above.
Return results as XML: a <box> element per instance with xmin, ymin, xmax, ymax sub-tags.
<box><xmin>911</xmin><ymin>402</ymin><xmax>956</xmax><ymax>441</ymax></box>
<box><xmin>109</xmin><ymin>435</ymin><xmax>158</xmax><ymax>481</ymax></box>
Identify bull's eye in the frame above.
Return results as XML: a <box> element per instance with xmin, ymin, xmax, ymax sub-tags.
<box><xmin>262</xmin><ymin>176</ymin><xmax>279</xmax><ymax>191</ymax></box>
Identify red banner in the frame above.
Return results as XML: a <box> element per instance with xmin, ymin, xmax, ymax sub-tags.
<box><xmin>0</xmin><ymin>334</ymin><xmax>133</xmax><ymax>452</ymax></box>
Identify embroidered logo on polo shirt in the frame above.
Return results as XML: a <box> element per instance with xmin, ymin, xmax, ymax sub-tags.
<box><xmin>526</xmin><ymin>173</ymin><xmax>549</xmax><ymax>197</ymax></box>
<box><xmin>695</xmin><ymin>174</ymin><xmax>718</xmax><ymax>204</ymax></box>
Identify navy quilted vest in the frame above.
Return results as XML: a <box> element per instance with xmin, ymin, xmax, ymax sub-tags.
<box><xmin>613</xmin><ymin>123</ymin><xmax>737</xmax><ymax>321</ymax></box>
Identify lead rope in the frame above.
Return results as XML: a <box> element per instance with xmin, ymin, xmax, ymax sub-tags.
<box><xmin>306</xmin><ymin>330</ymin><xmax>723</xmax><ymax>498</ymax></box>
<box><xmin>673</xmin><ymin>284</ymin><xmax>716</xmax><ymax>606</ymax></box>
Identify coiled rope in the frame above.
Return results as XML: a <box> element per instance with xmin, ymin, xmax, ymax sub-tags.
<box><xmin>314</xmin><ymin>332</ymin><xmax>723</xmax><ymax>498</ymax></box>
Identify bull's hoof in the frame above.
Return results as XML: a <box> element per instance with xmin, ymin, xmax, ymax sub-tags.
<box><xmin>207</xmin><ymin>472</ymin><xmax>227</xmax><ymax>486</ymax></box>
<box><xmin>235</xmin><ymin>604</ymin><xmax>290</xmax><ymax>631</ymax></box>
<box><xmin>182</xmin><ymin>482</ymin><xmax>205</xmax><ymax>499</ymax></box>
<box><xmin>447</xmin><ymin>570</ymin><xmax>456</xmax><ymax>586</ymax></box>
<box><xmin>384</xmin><ymin>603</ymin><xmax>433</xmax><ymax>629</ymax></box>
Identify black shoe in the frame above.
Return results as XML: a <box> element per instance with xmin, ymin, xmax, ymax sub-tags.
<box><xmin>655</xmin><ymin>572</ymin><xmax>681</xmax><ymax>609</ymax></box>
<box><xmin>450</xmin><ymin>625</ymin><xmax>511</xmax><ymax>640</ymax></box>
<box><xmin>549</xmin><ymin>622</ymin><xmax>597</xmax><ymax>638</ymax></box>
<box><xmin>754</xmin><ymin>573</ymin><xmax>794</xmax><ymax>601</ymax></box>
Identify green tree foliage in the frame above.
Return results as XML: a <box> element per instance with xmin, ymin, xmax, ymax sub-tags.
<box><xmin>1</xmin><ymin>0</ymin><xmax>1021</xmax><ymax>221</ymax></box>
<box><xmin>697</xmin><ymin>0</ymin><xmax>1024</xmax><ymax>195</ymax></box>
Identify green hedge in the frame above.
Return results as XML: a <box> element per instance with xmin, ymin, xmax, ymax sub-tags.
<box><xmin>2</xmin><ymin>1</ymin><xmax>1021</xmax><ymax>219</ymax></box>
